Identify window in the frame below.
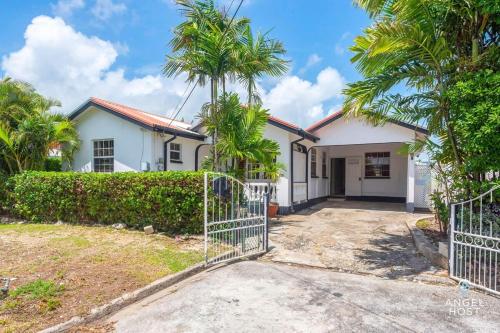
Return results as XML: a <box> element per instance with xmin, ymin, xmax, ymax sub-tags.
<box><xmin>311</xmin><ymin>148</ymin><xmax>317</xmax><ymax>178</ymax></box>
<box><xmin>365</xmin><ymin>152</ymin><xmax>390</xmax><ymax>178</ymax></box>
<box><xmin>170</xmin><ymin>143</ymin><xmax>182</xmax><ymax>163</ymax></box>
<box><xmin>246</xmin><ymin>162</ymin><xmax>262</xmax><ymax>180</ymax></box>
<box><xmin>322</xmin><ymin>151</ymin><xmax>327</xmax><ymax>178</ymax></box>
<box><xmin>93</xmin><ymin>139</ymin><xmax>114</xmax><ymax>172</ymax></box>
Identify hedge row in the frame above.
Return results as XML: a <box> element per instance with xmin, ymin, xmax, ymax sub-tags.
<box><xmin>7</xmin><ymin>171</ymin><xmax>206</xmax><ymax>234</ymax></box>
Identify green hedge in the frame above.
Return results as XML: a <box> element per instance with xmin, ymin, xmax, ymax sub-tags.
<box><xmin>9</xmin><ymin>171</ymin><xmax>206</xmax><ymax>234</ymax></box>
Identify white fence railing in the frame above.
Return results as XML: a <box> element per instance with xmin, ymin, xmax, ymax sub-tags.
<box><xmin>293</xmin><ymin>182</ymin><xmax>307</xmax><ymax>203</ymax></box>
<box><xmin>247</xmin><ymin>182</ymin><xmax>277</xmax><ymax>203</ymax></box>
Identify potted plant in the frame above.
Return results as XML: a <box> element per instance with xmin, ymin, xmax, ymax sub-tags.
<box><xmin>261</xmin><ymin>162</ymin><xmax>285</xmax><ymax>218</ymax></box>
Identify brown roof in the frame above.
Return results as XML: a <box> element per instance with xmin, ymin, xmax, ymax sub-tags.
<box><xmin>70</xmin><ymin>97</ymin><xmax>204</xmax><ymax>140</ymax></box>
<box><xmin>306</xmin><ymin>110</ymin><xmax>343</xmax><ymax>132</ymax></box>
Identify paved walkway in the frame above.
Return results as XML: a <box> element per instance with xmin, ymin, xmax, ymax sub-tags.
<box><xmin>106</xmin><ymin>261</ymin><xmax>500</xmax><ymax>333</ymax></box>
<box><xmin>265</xmin><ymin>200</ymin><xmax>445</xmax><ymax>280</ymax></box>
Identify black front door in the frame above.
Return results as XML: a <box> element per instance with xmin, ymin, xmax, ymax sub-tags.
<box><xmin>330</xmin><ymin>158</ymin><xmax>346</xmax><ymax>196</ymax></box>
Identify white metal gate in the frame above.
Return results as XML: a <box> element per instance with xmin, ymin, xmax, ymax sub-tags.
<box><xmin>449</xmin><ymin>185</ymin><xmax>500</xmax><ymax>295</ymax></box>
<box><xmin>204</xmin><ymin>172</ymin><xmax>268</xmax><ymax>265</ymax></box>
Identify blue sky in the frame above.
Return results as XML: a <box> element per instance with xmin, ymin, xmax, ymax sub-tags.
<box><xmin>0</xmin><ymin>0</ymin><xmax>372</xmax><ymax>127</ymax></box>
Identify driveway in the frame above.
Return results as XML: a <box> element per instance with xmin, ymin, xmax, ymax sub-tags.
<box><xmin>86</xmin><ymin>200</ymin><xmax>500</xmax><ymax>332</ymax></box>
<box><xmin>105</xmin><ymin>261</ymin><xmax>500</xmax><ymax>333</ymax></box>
<box><xmin>265</xmin><ymin>200</ymin><xmax>444</xmax><ymax>280</ymax></box>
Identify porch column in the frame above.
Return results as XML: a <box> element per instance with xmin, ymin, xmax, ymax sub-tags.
<box><xmin>406</xmin><ymin>153</ymin><xmax>415</xmax><ymax>212</ymax></box>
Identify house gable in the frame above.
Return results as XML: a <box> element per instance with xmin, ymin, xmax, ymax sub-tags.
<box><xmin>310</xmin><ymin>116</ymin><xmax>422</xmax><ymax>146</ymax></box>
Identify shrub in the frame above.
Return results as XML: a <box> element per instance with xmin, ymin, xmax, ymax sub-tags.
<box><xmin>10</xmin><ymin>171</ymin><xmax>206</xmax><ymax>234</ymax></box>
<box><xmin>44</xmin><ymin>157</ymin><xmax>62</xmax><ymax>172</ymax></box>
<box><xmin>0</xmin><ymin>172</ymin><xmax>10</xmax><ymax>213</ymax></box>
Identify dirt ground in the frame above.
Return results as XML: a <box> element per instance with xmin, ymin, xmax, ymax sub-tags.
<box><xmin>265</xmin><ymin>200</ymin><xmax>446</xmax><ymax>280</ymax></box>
<box><xmin>416</xmin><ymin>217</ymin><xmax>448</xmax><ymax>246</ymax></box>
<box><xmin>0</xmin><ymin>223</ymin><xmax>203</xmax><ymax>333</ymax></box>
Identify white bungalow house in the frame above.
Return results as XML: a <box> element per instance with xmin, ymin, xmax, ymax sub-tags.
<box><xmin>69</xmin><ymin>97</ymin><xmax>429</xmax><ymax>213</ymax></box>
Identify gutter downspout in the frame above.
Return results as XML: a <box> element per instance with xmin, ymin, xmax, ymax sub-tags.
<box><xmin>290</xmin><ymin>135</ymin><xmax>305</xmax><ymax>213</ymax></box>
<box><xmin>163</xmin><ymin>134</ymin><xmax>177</xmax><ymax>171</ymax></box>
<box><xmin>194</xmin><ymin>144</ymin><xmax>209</xmax><ymax>171</ymax></box>
<box><xmin>306</xmin><ymin>147</ymin><xmax>315</xmax><ymax>202</ymax></box>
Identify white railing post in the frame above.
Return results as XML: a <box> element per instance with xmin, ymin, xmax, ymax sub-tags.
<box><xmin>449</xmin><ymin>204</ymin><xmax>455</xmax><ymax>277</ymax></box>
<box><xmin>264</xmin><ymin>192</ymin><xmax>269</xmax><ymax>252</ymax></box>
<box><xmin>204</xmin><ymin>172</ymin><xmax>208</xmax><ymax>265</ymax></box>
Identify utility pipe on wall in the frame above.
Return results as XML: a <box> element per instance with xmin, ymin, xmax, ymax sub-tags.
<box><xmin>163</xmin><ymin>134</ymin><xmax>177</xmax><ymax>171</ymax></box>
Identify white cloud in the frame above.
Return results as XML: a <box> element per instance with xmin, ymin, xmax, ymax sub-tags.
<box><xmin>334</xmin><ymin>44</ymin><xmax>345</xmax><ymax>56</ymax></box>
<box><xmin>299</xmin><ymin>53</ymin><xmax>322</xmax><ymax>74</ymax></box>
<box><xmin>1</xmin><ymin>16</ymin><xmax>344</xmax><ymax>128</ymax></box>
<box><xmin>51</xmin><ymin>0</ymin><xmax>85</xmax><ymax>17</ymax></box>
<box><xmin>92</xmin><ymin>0</ymin><xmax>127</xmax><ymax>20</ymax></box>
<box><xmin>1</xmin><ymin>16</ymin><xmax>209</xmax><ymax>122</ymax></box>
<box><xmin>261</xmin><ymin>67</ymin><xmax>345</xmax><ymax>126</ymax></box>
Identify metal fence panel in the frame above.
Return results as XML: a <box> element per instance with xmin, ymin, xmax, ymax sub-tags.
<box><xmin>204</xmin><ymin>172</ymin><xmax>268</xmax><ymax>266</ymax></box>
<box><xmin>449</xmin><ymin>185</ymin><xmax>500</xmax><ymax>296</ymax></box>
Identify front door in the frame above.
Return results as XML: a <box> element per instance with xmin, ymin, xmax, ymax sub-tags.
<box><xmin>346</xmin><ymin>157</ymin><xmax>362</xmax><ymax>197</ymax></box>
<box><xmin>330</xmin><ymin>158</ymin><xmax>346</xmax><ymax>196</ymax></box>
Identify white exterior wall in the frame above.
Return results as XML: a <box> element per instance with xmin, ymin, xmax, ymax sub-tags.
<box><xmin>313</xmin><ymin>117</ymin><xmax>415</xmax><ymax>145</ymax></box>
<box><xmin>151</xmin><ymin>133</ymin><xmax>203</xmax><ymax>171</ymax></box>
<box><xmin>325</xmin><ymin>143</ymin><xmax>408</xmax><ymax>198</ymax></box>
<box><xmin>72</xmin><ymin>107</ymin><xmax>153</xmax><ymax>172</ymax></box>
<box><xmin>261</xmin><ymin>125</ymin><xmax>295</xmax><ymax>208</ymax></box>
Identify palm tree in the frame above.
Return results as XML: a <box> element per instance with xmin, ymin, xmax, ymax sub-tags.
<box><xmin>164</xmin><ymin>0</ymin><xmax>250</xmax><ymax>170</ymax></box>
<box><xmin>201</xmin><ymin>93</ymin><xmax>280</xmax><ymax>178</ymax></box>
<box><xmin>236</xmin><ymin>26</ymin><xmax>288</xmax><ymax>106</ymax></box>
<box><xmin>343</xmin><ymin>0</ymin><xmax>498</xmax><ymax>170</ymax></box>
<box><xmin>0</xmin><ymin>78</ymin><xmax>79</xmax><ymax>174</ymax></box>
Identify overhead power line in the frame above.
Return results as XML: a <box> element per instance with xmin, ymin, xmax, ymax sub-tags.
<box><xmin>165</xmin><ymin>0</ymin><xmax>245</xmax><ymax>129</ymax></box>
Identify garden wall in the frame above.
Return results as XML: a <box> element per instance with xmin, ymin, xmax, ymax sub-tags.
<box><xmin>7</xmin><ymin>171</ymin><xmax>206</xmax><ymax>234</ymax></box>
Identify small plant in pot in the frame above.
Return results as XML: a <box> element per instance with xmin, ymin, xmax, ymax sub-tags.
<box><xmin>261</xmin><ymin>162</ymin><xmax>285</xmax><ymax>218</ymax></box>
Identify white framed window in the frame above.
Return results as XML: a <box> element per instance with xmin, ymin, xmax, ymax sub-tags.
<box><xmin>365</xmin><ymin>152</ymin><xmax>390</xmax><ymax>178</ymax></box>
<box><xmin>93</xmin><ymin>139</ymin><xmax>114</xmax><ymax>172</ymax></box>
<box><xmin>311</xmin><ymin>148</ymin><xmax>317</xmax><ymax>178</ymax></box>
<box><xmin>170</xmin><ymin>143</ymin><xmax>182</xmax><ymax>163</ymax></box>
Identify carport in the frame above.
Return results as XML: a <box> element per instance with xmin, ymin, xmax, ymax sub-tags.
<box><xmin>290</xmin><ymin>113</ymin><xmax>429</xmax><ymax>213</ymax></box>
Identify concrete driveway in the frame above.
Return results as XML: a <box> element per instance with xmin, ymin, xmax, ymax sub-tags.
<box><xmin>106</xmin><ymin>261</ymin><xmax>500</xmax><ymax>333</ymax></box>
<box><xmin>90</xmin><ymin>200</ymin><xmax>500</xmax><ymax>332</ymax></box>
<box><xmin>265</xmin><ymin>200</ymin><xmax>444</xmax><ymax>280</ymax></box>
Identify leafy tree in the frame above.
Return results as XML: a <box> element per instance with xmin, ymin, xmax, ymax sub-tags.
<box><xmin>0</xmin><ymin>78</ymin><xmax>79</xmax><ymax>174</ymax></box>
<box><xmin>344</xmin><ymin>0</ymin><xmax>499</xmax><ymax>199</ymax></box>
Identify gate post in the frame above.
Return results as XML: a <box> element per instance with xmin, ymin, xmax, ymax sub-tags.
<box><xmin>264</xmin><ymin>192</ymin><xmax>269</xmax><ymax>252</ymax></box>
<box><xmin>204</xmin><ymin>172</ymin><xmax>208</xmax><ymax>265</ymax></box>
<box><xmin>448</xmin><ymin>204</ymin><xmax>455</xmax><ymax>277</ymax></box>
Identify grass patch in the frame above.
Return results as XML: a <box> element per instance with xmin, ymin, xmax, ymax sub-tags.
<box><xmin>10</xmin><ymin>279</ymin><xmax>64</xmax><ymax>300</ymax></box>
<box><xmin>0</xmin><ymin>223</ymin><xmax>61</xmax><ymax>233</ymax></box>
<box><xmin>145</xmin><ymin>247</ymin><xmax>203</xmax><ymax>273</ymax></box>
<box><xmin>0</xmin><ymin>300</ymin><xmax>21</xmax><ymax>311</ymax></box>
<box><xmin>416</xmin><ymin>218</ymin><xmax>431</xmax><ymax>229</ymax></box>
<box><xmin>49</xmin><ymin>236</ymin><xmax>91</xmax><ymax>249</ymax></box>
<box><xmin>0</xmin><ymin>223</ymin><xmax>203</xmax><ymax>331</ymax></box>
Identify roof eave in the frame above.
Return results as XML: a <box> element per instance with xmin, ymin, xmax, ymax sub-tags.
<box><xmin>267</xmin><ymin>118</ymin><xmax>319</xmax><ymax>143</ymax></box>
<box><xmin>69</xmin><ymin>100</ymin><xmax>206</xmax><ymax>141</ymax></box>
